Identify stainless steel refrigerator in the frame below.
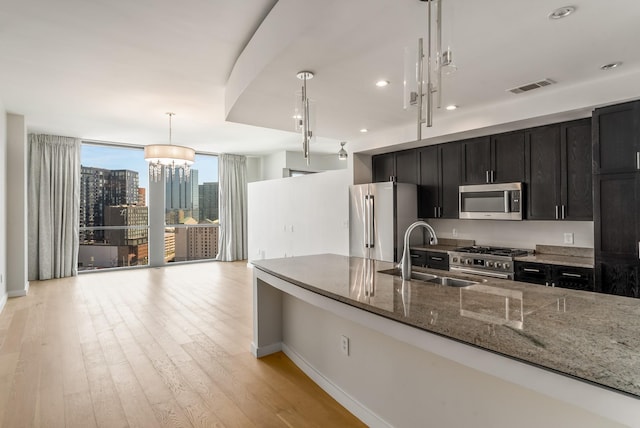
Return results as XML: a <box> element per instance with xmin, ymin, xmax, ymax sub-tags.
<box><xmin>349</xmin><ymin>182</ymin><xmax>418</xmax><ymax>262</ymax></box>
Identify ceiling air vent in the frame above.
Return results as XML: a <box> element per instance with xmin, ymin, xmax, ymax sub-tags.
<box><xmin>508</xmin><ymin>78</ymin><xmax>556</xmax><ymax>94</ymax></box>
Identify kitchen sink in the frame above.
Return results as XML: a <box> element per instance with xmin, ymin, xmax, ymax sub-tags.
<box><xmin>377</xmin><ymin>268</ymin><xmax>478</xmax><ymax>287</ymax></box>
<box><xmin>424</xmin><ymin>277</ymin><xmax>477</xmax><ymax>287</ymax></box>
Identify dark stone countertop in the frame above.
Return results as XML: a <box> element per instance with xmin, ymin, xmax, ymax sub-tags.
<box><xmin>253</xmin><ymin>254</ymin><xmax>640</xmax><ymax>399</ymax></box>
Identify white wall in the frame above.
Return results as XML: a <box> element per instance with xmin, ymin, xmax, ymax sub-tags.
<box><xmin>283</xmin><ymin>296</ymin><xmax>625</xmax><ymax>428</ymax></box>
<box><xmin>428</xmin><ymin>218</ymin><xmax>594</xmax><ymax>249</ymax></box>
<box><xmin>0</xmin><ymin>107</ymin><xmax>7</xmax><ymax>312</ymax></box>
<box><xmin>6</xmin><ymin>114</ymin><xmax>28</xmax><ymax>297</ymax></box>
<box><xmin>246</xmin><ymin>156</ymin><xmax>263</xmax><ymax>183</ymax></box>
<box><xmin>261</xmin><ymin>150</ymin><xmax>347</xmax><ymax>181</ymax></box>
<box><xmin>262</xmin><ymin>150</ymin><xmax>287</xmax><ymax>180</ymax></box>
<box><xmin>248</xmin><ymin>169</ymin><xmax>350</xmax><ymax>262</ymax></box>
<box><xmin>285</xmin><ymin>150</ymin><xmax>347</xmax><ymax>173</ymax></box>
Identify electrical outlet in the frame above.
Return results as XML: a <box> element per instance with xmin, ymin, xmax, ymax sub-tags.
<box><xmin>340</xmin><ymin>335</ymin><xmax>350</xmax><ymax>356</ymax></box>
<box><xmin>452</xmin><ymin>228</ymin><xmax>458</xmax><ymax>237</ymax></box>
<box><xmin>563</xmin><ymin>233</ymin><xmax>574</xmax><ymax>244</ymax></box>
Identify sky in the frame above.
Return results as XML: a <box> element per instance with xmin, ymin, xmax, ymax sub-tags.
<box><xmin>81</xmin><ymin>144</ymin><xmax>219</xmax><ymax>191</ymax></box>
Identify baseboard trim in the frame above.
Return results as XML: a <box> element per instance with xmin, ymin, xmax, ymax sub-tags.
<box><xmin>8</xmin><ymin>281</ymin><xmax>29</xmax><ymax>298</ymax></box>
<box><xmin>0</xmin><ymin>292</ymin><xmax>7</xmax><ymax>314</ymax></box>
<box><xmin>251</xmin><ymin>341</ymin><xmax>282</xmax><ymax>358</ymax></box>
<box><xmin>282</xmin><ymin>343</ymin><xmax>392</xmax><ymax>428</ymax></box>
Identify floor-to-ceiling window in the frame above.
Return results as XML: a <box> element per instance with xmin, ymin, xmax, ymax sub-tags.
<box><xmin>164</xmin><ymin>153</ymin><xmax>219</xmax><ymax>263</ymax></box>
<box><xmin>79</xmin><ymin>143</ymin><xmax>219</xmax><ymax>271</ymax></box>
<box><xmin>79</xmin><ymin>143</ymin><xmax>149</xmax><ymax>270</ymax></box>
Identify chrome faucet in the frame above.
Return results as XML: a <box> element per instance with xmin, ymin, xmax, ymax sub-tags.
<box><xmin>400</xmin><ymin>221</ymin><xmax>438</xmax><ymax>281</ymax></box>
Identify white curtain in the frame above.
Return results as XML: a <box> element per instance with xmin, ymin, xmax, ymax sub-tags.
<box><xmin>217</xmin><ymin>153</ymin><xmax>248</xmax><ymax>261</ymax></box>
<box><xmin>28</xmin><ymin>134</ymin><xmax>81</xmax><ymax>280</ymax></box>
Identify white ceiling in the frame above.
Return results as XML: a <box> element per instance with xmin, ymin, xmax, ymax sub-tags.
<box><xmin>2</xmin><ymin>0</ymin><xmax>640</xmax><ymax>156</ymax></box>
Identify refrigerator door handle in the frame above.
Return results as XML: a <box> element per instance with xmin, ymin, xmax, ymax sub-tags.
<box><xmin>364</xmin><ymin>195</ymin><xmax>370</xmax><ymax>248</ymax></box>
<box><xmin>369</xmin><ymin>195</ymin><xmax>375</xmax><ymax>248</ymax></box>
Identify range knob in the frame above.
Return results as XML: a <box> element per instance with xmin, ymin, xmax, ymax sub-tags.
<box><xmin>504</xmin><ymin>263</ymin><xmax>510</xmax><ymax>269</ymax></box>
<box><xmin>465</xmin><ymin>259</ymin><xmax>472</xmax><ymax>265</ymax></box>
<box><xmin>452</xmin><ymin>257</ymin><xmax>458</xmax><ymax>263</ymax></box>
<box><xmin>496</xmin><ymin>262</ymin><xmax>502</xmax><ymax>268</ymax></box>
<box><xmin>488</xmin><ymin>261</ymin><xmax>494</xmax><ymax>267</ymax></box>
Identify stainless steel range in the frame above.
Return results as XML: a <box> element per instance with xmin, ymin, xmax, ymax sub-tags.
<box><xmin>448</xmin><ymin>246</ymin><xmax>530</xmax><ymax>279</ymax></box>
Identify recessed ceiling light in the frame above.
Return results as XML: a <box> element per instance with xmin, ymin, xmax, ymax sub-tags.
<box><xmin>600</xmin><ymin>62</ymin><xmax>622</xmax><ymax>71</ymax></box>
<box><xmin>445</xmin><ymin>105</ymin><xmax>458</xmax><ymax>111</ymax></box>
<box><xmin>375</xmin><ymin>80</ymin><xmax>390</xmax><ymax>87</ymax></box>
<box><xmin>360</xmin><ymin>128</ymin><xmax>368</xmax><ymax>133</ymax></box>
<box><xmin>548</xmin><ymin>6</ymin><xmax>576</xmax><ymax>20</ymax></box>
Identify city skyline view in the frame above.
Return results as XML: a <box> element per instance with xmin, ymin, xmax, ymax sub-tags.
<box><xmin>78</xmin><ymin>143</ymin><xmax>220</xmax><ymax>270</ymax></box>
<box><xmin>81</xmin><ymin>144</ymin><xmax>219</xmax><ymax>194</ymax></box>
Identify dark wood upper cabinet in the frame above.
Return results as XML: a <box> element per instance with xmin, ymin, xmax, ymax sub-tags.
<box><xmin>440</xmin><ymin>142</ymin><xmax>461</xmax><ymax>218</ymax></box>
<box><xmin>372</xmin><ymin>150</ymin><xmax>418</xmax><ymax>184</ymax></box>
<box><xmin>461</xmin><ymin>132</ymin><xmax>525</xmax><ymax>184</ymax></box>
<box><xmin>418</xmin><ymin>143</ymin><xmax>460</xmax><ymax>219</ymax></box>
<box><xmin>526</xmin><ymin>119</ymin><xmax>592</xmax><ymax>221</ymax></box>
<box><xmin>561</xmin><ymin>119</ymin><xmax>592</xmax><ymax>220</ymax></box>
<box><xmin>372</xmin><ymin>153</ymin><xmax>396</xmax><ymax>182</ymax></box>
<box><xmin>395</xmin><ymin>149</ymin><xmax>419</xmax><ymax>184</ymax></box>
<box><xmin>461</xmin><ymin>136</ymin><xmax>491</xmax><ymax>184</ymax></box>
<box><xmin>593</xmin><ymin>101</ymin><xmax>640</xmax><ymax>174</ymax></box>
<box><xmin>491</xmin><ymin>131</ymin><xmax>526</xmax><ymax>183</ymax></box>
<box><xmin>418</xmin><ymin>145</ymin><xmax>439</xmax><ymax>218</ymax></box>
<box><xmin>526</xmin><ymin>124</ymin><xmax>561</xmax><ymax>220</ymax></box>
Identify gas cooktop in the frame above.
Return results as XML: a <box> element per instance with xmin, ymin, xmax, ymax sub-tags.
<box><xmin>452</xmin><ymin>246</ymin><xmax>530</xmax><ymax>257</ymax></box>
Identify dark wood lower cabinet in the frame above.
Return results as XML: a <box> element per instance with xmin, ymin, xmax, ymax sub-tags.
<box><xmin>514</xmin><ymin>262</ymin><xmax>594</xmax><ymax>291</ymax></box>
<box><xmin>595</xmin><ymin>258</ymin><xmax>640</xmax><ymax>298</ymax></box>
<box><xmin>410</xmin><ymin>250</ymin><xmax>449</xmax><ymax>270</ymax></box>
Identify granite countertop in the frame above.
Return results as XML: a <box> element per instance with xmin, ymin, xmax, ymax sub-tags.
<box><xmin>410</xmin><ymin>244</ymin><xmax>458</xmax><ymax>253</ymax></box>
<box><xmin>411</xmin><ymin>238</ymin><xmax>475</xmax><ymax>254</ymax></box>
<box><xmin>515</xmin><ymin>245</ymin><xmax>595</xmax><ymax>268</ymax></box>
<box><xmin>253</xmin><ymin>254</ymin><xmax>640</xmax><ymax>399</ymax></box>
<box><xmin>514</xmin><ymin>253</ymin><xmax>594</xmax><ymax>268</ymax></box>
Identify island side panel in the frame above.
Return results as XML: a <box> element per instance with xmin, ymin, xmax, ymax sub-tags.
<box><xmin>252</xmin><ymin>275</ymin><xmax>283</xmax><ymax>357</ymax></box>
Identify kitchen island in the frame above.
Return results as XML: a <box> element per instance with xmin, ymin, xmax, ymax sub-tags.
<box><xmin>252</xmin><ymin>254</ymin><xmax>639</xmax><ymax>428</ymax></box>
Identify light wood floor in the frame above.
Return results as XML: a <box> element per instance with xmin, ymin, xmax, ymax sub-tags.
<box><xmin>0</xmin><ymin>261</ymin><xmax>365</xmax><ymax>427</ymax></box>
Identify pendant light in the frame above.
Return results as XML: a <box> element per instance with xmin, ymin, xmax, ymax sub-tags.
<box><xmin>144</xmin><ymin>112</ymin><xmax>195</xmax><ymax>182</ymax></box>
<box><xmin>338</xmin><ymin>141</ymin><xmax>348</xmax><ymax>160</ymax></box>
<box><xmin>404</xmin><ymin>0</ymin><xmax>457</xmax><ymax>138</ymax></box>
<box><xmin>294</xmin><ymin>71</ymin><xmax>315</xmax><ymax>165</ymax></box>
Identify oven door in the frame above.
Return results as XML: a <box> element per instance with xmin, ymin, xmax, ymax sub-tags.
<box><xmin>459</xmin><ymin>183</ymin><xmax>522</xmax><ymax>220</ymax></box>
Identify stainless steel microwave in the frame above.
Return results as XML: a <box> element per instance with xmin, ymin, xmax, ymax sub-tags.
<box><xmin>459</xmin><ymin>182</ymin><xmax>523</xmax><ymax>220</ymax></box>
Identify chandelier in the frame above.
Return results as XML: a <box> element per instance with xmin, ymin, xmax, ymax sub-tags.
<box><xmin>144</xmin><ymin>112</ymin><xmax>195</xmax><ymax>182</ymax></box>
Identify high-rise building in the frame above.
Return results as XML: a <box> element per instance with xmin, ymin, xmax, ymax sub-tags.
<box><xmin>174</xmin><ymin>221</ymin><xmax>218</xmax><ymax>262</ymax></box>
<box><xmin>166</xmin><ymin>168</ymin><xmax>198</xmax><ymax>223</ymax></box>
<box><xmin>199</xmin><ymin>182</ymin><xmax>219</xmax><ymax>222</ymax></box>
<box><xmin>138</xmin><ymin>188</ymin><xmax>146</xmax><ymax>206</ymax></box>
<box><xmin>104</xmin><ymin>205</ymin><xmax>148</xmax><ymax>246</ymax></box>
<box><xmin>80</xmin><ymin>166</ymin><xmax>110</xmax><ymax>242</ymax></box>
<box><xmin>80</xmin><ymin>166</ymin><xmax>140</xmax><ymax>243</ymax></box>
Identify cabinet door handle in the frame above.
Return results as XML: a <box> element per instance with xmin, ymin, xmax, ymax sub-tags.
<box><xmin>491</xmin><ymin>170</ymin><xmax>495</xmax><ymax>183</ymax></box>
<box><xmin>555</xmin><ymin>205</ymin><xmax>559</xmax><ymax>220</ymax></box>
<box><xmin>486</xmin><ymin>171</ymin><xmax>490</xmax><ymax>183</ymax></box>
<box><xmin>438</xmin><ymin>206</ymin><xmax>442</xmax><ymax>217</ymax></box>
<box><xmin>434</xmin><ymin>207</ymin><xmax>438</xmax><ymax>218</ymax></box>
<box><xmin>636</xmin><ymin>152</ymin><xmax>640</xmax><ymax>170</ymax></box>
<box><xmin>561</xmin><ymin>272</ymin><xmax>582</xmax><ymax>278</ymax></box>
<box><xmin>410</xmin><ymin>254</ymin><xmax>420</xmax><ymax>258</ymax></box>
<box><xmin>561</xmin><ymin>205</ymin><xmax>566</xmax><ymax>220</ymax></box>
<box><xmin>431</xmin><ymin>256</ymin><xmax>444</xmax><ymax>261</ymax></box>
<box><xmin>523</xmin><ymin>268</ymin><xmax>540</xmax><ymax>273</ymax></box>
